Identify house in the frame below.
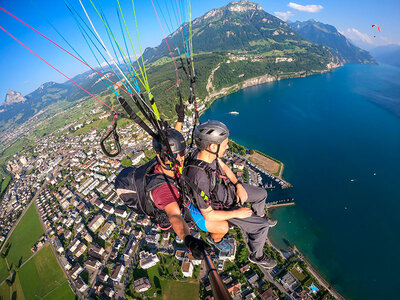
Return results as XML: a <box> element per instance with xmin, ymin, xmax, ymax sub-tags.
<box><xmin>85</xmin><ymin>258</ymin><xmax>102</xmax><ymax>272</ymax></box>
<box><xmin>103</xmin><ymin>287</ymin><xmax>115</xmax><ymax>298</ymax></box>
<box><xmin>88</xmin><ymin>214</ymin><xmax>105</xmax><ymax>232</ymax></box>
<box><xmin>247</xmin><ymin>272</ymin><xmax>259</xmax><ymax>287</ymax></box>
<box><xmin>139</xmin><ymin>251</ymin><xmax>159</xmax><ymax>269</ymax></box>
<box><xmin>60</xmin><ymin>256</ymin><xmax>71</xmax><ymax>270</ymax></box>
<box><xmin>75</xmin><ymin>276</ymin><xmax>89</xmax><ymax>293</ymax></box>
<box><xmin>233</xmin><ymin>158</ymin><xmax>245</xmax><ymax>170</ymax></box>
<box><xmin>131</xmin><ymin>151</ymin><xmax>145</xmax><ymax>165</ymax></box>
<box><xmin>134</xmin><ymin>277</ymin><xmax>151</xmax><ymax>293</ymax></box>
<box><xmin>98</xmin><ymin>221</ymin><xmax>116</xmax><ymax>240</ymax></box>
<box><xmin>98</xmin><ymin>270</ymin><xmax>109</xmax><ymax>283</ymax></box>
<box><xmin>115</xmin><ymin>208</ymin><xmax>128</xmax><ymax>218</ymax></box>
<box><xmin>240</xmin><ymin>264</ymin><xmax>251</xmax><ymax>273</ymax></box>
<box><xmin>110</xmin><ymin>263</ymin><xmax>125</xmax><ymax>283</ymax></box>
<box><xmin>279</xmin><ymin>271</ymin><xmax>299</xmax><ymax>292</ymax></box>
<box><xmin>88</xmin><ymin>243</ymin><xmax>106</xmax><ymax>260</ymax></box>
<box><xmin>70</xmin><ymin>263</ymin><xmax>84</xmax><ymax>279</ymax></box>
<box><xmin>181</xmin><ymin>258</ymin><xmax>193</xmax><ymax>277</ymax></box>
<box><xmin>260</xmin><ymin>288</ymin><xmax>279</xmax><ymax>300</ymax></box>
<box><xmin>185</xmin><ymin>252</ymin><xmax>202</xmax><ymax>266</ymax></box>
<box><xmin>53</xmin><ymin>237</ymin><xmax>64</xmax><ymax>254</ymax></box>
<box><xmin>175</xmin><ymin>250</ymin><xmax>186</xmax><ymax>261</ymax></box>
<box><xmin>103</xmin><ymin>204</ymin><xmax>114</xmax><ymax>215</ymax></box>
<box><xmin>227</xmin><ymin>281</ymin><xmax>242</xmax><ymax>296</ymax></box>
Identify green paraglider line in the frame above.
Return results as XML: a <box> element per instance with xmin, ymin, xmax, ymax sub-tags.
<box><xmin>115</xmin><ymin>0</ymin><xmax>147</xmax><ymax>92</ymax></box>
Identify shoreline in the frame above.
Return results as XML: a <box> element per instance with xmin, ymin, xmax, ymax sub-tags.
<box><xmin>200</xmin><ymin>66</ymin><xmax>340</xmax><ymax>108</ymax></box>
<box><xmin>200</xmin><ymin>76</ymin><xmax>346</xmax><ymax>298</ymax></box>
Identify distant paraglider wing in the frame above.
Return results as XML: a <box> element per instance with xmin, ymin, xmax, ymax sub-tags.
<box><xmin>372</xmin><ymin>24</ymin><xmax>381</xmax><ymax>32</ymax></box>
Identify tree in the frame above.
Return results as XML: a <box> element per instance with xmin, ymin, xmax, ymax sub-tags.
<box><xmin>249</xmin><ymin>149</ymin><xmax>255</xmax><ymax>155</ymax></box>
<box><xmin>121</xmin><ymin>157</ymin><xmax>132</xmax><ymax>167</ymax></box>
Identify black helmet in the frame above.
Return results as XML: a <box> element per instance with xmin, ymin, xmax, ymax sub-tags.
<box><xmin>152</xmin><ymin>128</ymin><xmax>186</xmax><ymax>155</ymax></box>
<box><xmin>194</xmin><ymin>120</ymin><xmax>230</xmax><ymax>150</ymax></box>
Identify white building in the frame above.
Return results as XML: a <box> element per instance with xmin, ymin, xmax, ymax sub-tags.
<box><xmin>139</xmin><ymin>251</ymin><xmax>159</xmax><ymax>269</ymax></box>
<box><xmin>181</xmin><ymin>258</ymin><xmax>193</xmax><ymax>277</ymax></box>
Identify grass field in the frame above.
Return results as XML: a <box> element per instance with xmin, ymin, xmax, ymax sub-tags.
<box><xmin>42</xmin><ymin>280</ymin><xmax>76</xmax><ymax>300</ymax></box>
<box><xmin>4</xmin><ymin>204</ymin><xmax>44</xmax><ymax>268</ymax></box>
<box><xmin>18</xmin><ymin>245</ymin><xmax>71</xmax><ymax>299</ymax></box>
<box><xmin>0</xmin><ymin>281</ymin><xmax>10</xmax><ymax>300</ymax></box>
<box><xmin>0</xmin><ymin>175</ymin><xmax>11</xmax><ymax>196</ymax></box>
<box><xmin>161</xmin><ymin>280</ymin><xmax>199</xmax><ymax>300</ymax></box>
<box><xmin>0</xmin><ymin>258</ymin><xmax>9</xmax><ymax>283</ymax></box>
<box><xmin>11</xmin><ymin>274</ymin><xmax>25</xmax><ymax>300</ymax></box>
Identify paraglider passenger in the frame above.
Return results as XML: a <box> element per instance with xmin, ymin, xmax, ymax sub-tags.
<box><xmin>183</xmin><ymin>120</ymin><xmax>278</xmax><ymax>268</ymax></box>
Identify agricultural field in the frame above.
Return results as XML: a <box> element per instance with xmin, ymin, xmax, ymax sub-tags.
<box><xmin>3</xmin><ymin>204</ymin><xmax>44</xmax><ymax>268</ymax></box>
<box><xmin>162</xmin><ymin>280</ymin><xmax>199</xmax><ymax>300</ymax></box>
<box><xmin>18</xmin><ymin>244</ymin><xmax>74</xmax><ymax>299</ymax></box>
<box><xmin>0</xmin><ymin>281</ymin><xmax>10</xmax><ymax>300</ymax></box>
<box><xmin>0</xmin><ymin>257</ymin><xmax>9</xmax><ymax>283</ymax></box>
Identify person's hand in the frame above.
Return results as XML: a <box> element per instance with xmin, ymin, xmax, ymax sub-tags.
<box><xmin>234</xmin><ymin>207</ymin><xmax>253</xmax><ymax>219</ymax></box>
<box><xmin>236</xmin><ymin>184</ymin><xmax>248</xmax><ymax>206</ymax></box>
<box><xmin>175</xmin><ymin>99</ymin><xmax>185</xmax><ymax>123</ymax></box>
<box><xmin>184</xmin><ymin>235</ymin><xmax>211</xmax><ymax>259</ymax></box>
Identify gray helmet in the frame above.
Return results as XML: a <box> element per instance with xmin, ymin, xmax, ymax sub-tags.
<box><xmin>152</xmin><ymin>128</ymin><xmax>186</xmax><ymax>155</ymax></box>
<box><xmin>194</xmin><ymin>120</ymin><xmax>230</xmax><ymax>150</ymax></box>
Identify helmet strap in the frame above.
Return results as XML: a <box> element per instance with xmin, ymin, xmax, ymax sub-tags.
<box><xmin>205</xmin><ymin>144</ymin><xmax>221</xmax><ymax>159</ymax></box>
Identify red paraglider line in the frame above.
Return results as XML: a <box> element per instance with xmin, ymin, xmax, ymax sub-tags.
<box><xmin>0</xmin><ymin>25</ymin><xmax>119</xmax><ymax>116</ymax></box>
<box><xmin>0</xmin><ymin>6</ymin><xmax>132</xmax><ymax>96</ymax></box>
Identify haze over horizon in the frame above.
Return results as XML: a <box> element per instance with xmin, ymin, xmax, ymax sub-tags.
<box><xmin>0</xmin><ymin>0</ymin><xmax>399</xmax><ymax>105</ymax></box>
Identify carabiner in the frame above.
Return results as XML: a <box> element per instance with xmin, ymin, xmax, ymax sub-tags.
<box><xmin>100</xmin><ymin>123</ymin><xmax>121</xmax><ymax>157</ymax></box>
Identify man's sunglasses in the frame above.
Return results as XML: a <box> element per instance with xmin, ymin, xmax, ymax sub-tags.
<box><xmin>173</xmin><ymin>148</ymin><xmax>187</xmax><ymax>158</ymax></box>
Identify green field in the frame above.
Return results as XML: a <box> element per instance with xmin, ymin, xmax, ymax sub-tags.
<box><xmin>11</xmin><ymin>274</ymin><xmax>25</xmax><ymax>300</ymax></box>
<box><xmin>42</xmin><ymin>281</ymin><xmax>76</xmax><ymax>300</ymax></box>
<box><xmin>162</xmin><ymin>280</ymin><xmax>199</xmax><ymax>300</ymax></box>
<box><xmin>0</xmin><ymin>175</ymin><xmax>11</xmax><ymax>196</ymax></box>
<box><xmin>18</xmin><ymin>245</ymin><xmax>73</xmax><ymax>299</ymax></box>
<box><xmin>0</xmin><ymin>258</ymin><xmax>9</xmax><ymax>283</ymax></box>
<box><xmin>4</xmin><ymin>204</ymin><xmax>44</xmax><ymax>268</ymax></box>
<box><xmin>0</xmin><ymin>281</ymin><xmax>10</xmax><ymax>300</ymax></box>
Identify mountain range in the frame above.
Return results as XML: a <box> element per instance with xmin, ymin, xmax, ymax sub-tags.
<box><xmin>288</xmin><ymin>19</ymin><xmax>375</xmax><ymax>64</ymax></box>
<box><xmin>370</xmin><ymin>44</ymin><xmax>400</xmax><ymax>67</ymax></box>
<box><xmin>0</xmin><ymin>0</ymin><xmax>376</xmax><ymax>134</ymax></box>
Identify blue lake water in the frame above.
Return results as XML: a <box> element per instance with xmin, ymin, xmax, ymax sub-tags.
<box><xmin>200</xmin><ymin>64</ymin><xmax>400</xmax><ymax>299</ymax></box>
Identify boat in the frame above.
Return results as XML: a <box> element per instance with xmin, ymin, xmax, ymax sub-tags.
<box><xmin>228</xmin><ymin>111</ymin><xmax>239</xmax><ymax>115</ymax></box>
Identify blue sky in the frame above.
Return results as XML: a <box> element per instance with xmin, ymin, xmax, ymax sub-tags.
<box><xmin>0</xmin><ymin>0</ymin><xmax>399</xmax><ymax>105</ymax></box>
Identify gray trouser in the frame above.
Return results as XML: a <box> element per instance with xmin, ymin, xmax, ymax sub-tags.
<box><xmin>227</xmin><ymin>183</ymin><xmax>269</xmax><ymax>258</ymax></box>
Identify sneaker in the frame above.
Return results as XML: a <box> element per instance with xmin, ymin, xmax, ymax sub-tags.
<box><xmin>260</xmin><ymin>213</ymin><xmax>278</xmax><ymax>227</ymax></box>
<box><xmin>206</xmin><ymin>236</ymin><xmax>232</xmax><ymax>252</ymax></box>
<box><xmin>267</xmin><ymin>218</ymin><xmax>278</xmax><ymax>227</ymax></box>
<box><xmin>249</xmin><ymin>253</ymin><xmax>277</xmax><ymax>269</ymax></box>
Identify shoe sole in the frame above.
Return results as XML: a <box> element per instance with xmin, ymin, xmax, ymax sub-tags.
<box><xmin>248</xmin><ymin>257</ymin><xmax>277</xmax><ymax>269</ymax></box>
<box><xmin>206</xmin><ymin>238</ymin><xmax>231</xmax><ymax>252</ymax></box>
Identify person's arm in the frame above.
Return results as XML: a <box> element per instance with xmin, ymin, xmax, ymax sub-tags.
<box><xmin>218</xmin><ymin>158</ymin><xmax>248</xmax><ymax>205</ymax></box>
<box><xmin>164</xmin><ymin>201</ymin><xmax>191</xmax><ymax>240</ymax></box>
<box><xmin>200</xmin><ymin>206</ymin><xmax>252</xmax><ymax>221</ymax></box>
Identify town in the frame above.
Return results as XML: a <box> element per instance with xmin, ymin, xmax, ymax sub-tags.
<box><xmin>0</xmin><ymin>110</ymin><xmax>337</xmax><ymax>300</ymax></box>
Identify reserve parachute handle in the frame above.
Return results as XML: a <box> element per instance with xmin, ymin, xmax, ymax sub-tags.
<box><xmin>100</xmin><ymin>122</ymin><xmax>121</xmax><ymax>157</ymax></box>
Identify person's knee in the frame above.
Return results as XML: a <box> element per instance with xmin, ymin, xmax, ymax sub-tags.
<box><xmin>206</xmin><ymin>220</ymin><xmax>229</xmax><ymax>235</ymax></box>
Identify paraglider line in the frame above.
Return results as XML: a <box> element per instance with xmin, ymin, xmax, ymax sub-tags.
<box><xmin>150</xmin><ymin>0</ymin><xmax>180</xmax><ymax>85</ymax></box>
<box><xmin>0</xmin><ymin>25</ymin><xmax>118</xmax><ymax>115</ymax></box>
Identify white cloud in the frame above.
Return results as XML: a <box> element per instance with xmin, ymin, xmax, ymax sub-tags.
<box><xmin>274</xmin><ymin>11</ymin><xmax>295</xmax><ymax>21</ymax></box>
<box><xmin>340</xmin><ymin>28</ymin><xmax>373</xmax><ymax>44</ymax></box>
<box><xmin>288</xmin><ymin>2</ymin><xmax>323</xmax><ymax>13</ymax></box>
